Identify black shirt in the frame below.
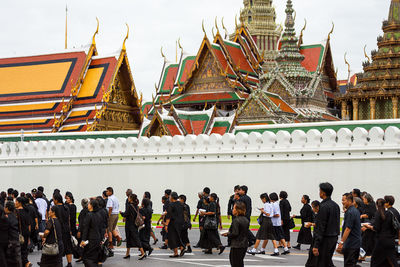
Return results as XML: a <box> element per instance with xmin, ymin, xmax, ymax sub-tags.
<box><xmin>296</xmin><ymin>204</ymin><xmax>313</xmax><ymax>226</ymax></box>
<box><xmin>279</xmin><ymin>199</ymin><xmax>292</xmax><ymax>221</ymax></box>
<box><xmin>16</xmin><ymin>208</ymin><xmax>30</xmax><ymax>236</ymax></box>
<box><xmin>45</xmin><ymin>218</ymin><xmax>63</xmax><ymax>245</ymax></box>
<box><xmin>166</xmin><ymin>201</ymin><xmax>184</xmax><ymax>230</ymax></box>
<box><xmin>342</xmin><ymin>205</ymin><xmax>361</xmax><ymax>249</ymax></box>
<box><xmin>140</xmin><ymin>206</ymin><xmax>153</xmax><ymax>227</ymax></box>
<box><xmin>362</xmin><ymin>202</ymin><xmax>376</xmax><ymax>223</ymax></box>
<box><xmin>228</xmin><ymin>216</ymin><xmax>250</xmax><ymax>248</ymax></box>
<box><xmin>54</xmin><ymin>204</ymin><xmax>71</xmax><ymax>234</ymax></box>
<box><xmin>82</xmin><ymin>211</ymin><xmax>101</xmax><ymax>241</ymax></box>
<box><xmin>373</xmin><ymin>210</ymin><xmax>398</xmax><ymax>240</ymax></box>
<box><xmin>239</xmin><ymin>194</ymin><xmax>252</xmax><ymax>220</ymax></box>
<box><xmin>227</xmin><ymin>195</ymin><xmax>235</xmax><ymax>216</ymax></box>
<box><xmin>314</xmin><ymin>197</ymin><xmax>340</xmax><ymax>249</ymax></box>
<box><xmin>78</xmin><ymin>207</ymin><xmax>89</xmax><ymax>233</ymax></box>
<box><xmin>66</xmin><ymin>203</ymin><xmax>77</xmax><ymax>233</ymax></box>
<box><xmin>7</xmin><ymin>213</ymin><xmax>19</xmax><ymax>242</ymax></box>
<box><xmin>0</xmin><ymin>214</ymin><xmax>8</xmax><ymax>245</ymax></box>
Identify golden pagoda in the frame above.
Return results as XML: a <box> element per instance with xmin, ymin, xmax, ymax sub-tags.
<box><xmin>338</xmin><ymin>0</ymin><xmax>400</xmax><ymax>120</ymax></box>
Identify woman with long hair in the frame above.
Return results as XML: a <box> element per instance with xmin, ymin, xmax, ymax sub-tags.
<box><xmin>279</xmin><ymin>191</ymin><xmax>292</xmax><ymax>248</ymax></box>
<box><xmin>65</xmin><ymin>192</ymin><xmax>77</xmax><ymax>238</ymax></box>
<box><xmin>80</xmin><ymin>199</ymin><xmax>102</xmax><ymax>267</ymax></box>
<box><xmin>365</xmin><ymin>198</ymin><xmax>399</xmax><ymax>266</ymax></box>
<box><xmin>165</xmin><ymin>192</ymin><xmax>185</xmax><ymax>258</ymax></box>
<box><xmin>293</xmin><ymin>195</ymin><xmax>313</xmax><ymax>250</ymax></box>
<box><xmin>122</xmin><ymin>194</ymin><xmax>146</xmax><ymax>260</ymax></box>
<box><xmin>359</xmin><ymin>192</ymin><xmax>377</xmax><ymax>262</ymax></box>
<box><xmin>248</xmin><ymin>193</ymin><xmax>275</xmax><ymax>255</ymax></box>
<box><xmin>199</xmin><ymin>193</ymin><xmax>225</xmax><ymax>255</ymax></box>
<box><xmin>16</xmin><ymin>197</ymin><xmax>32</xmax><ymax>267</ymax></box>
<box><xmin>0</xmin><ymin>205</ymin><xmax>8</xmax><ymax>266</ymax></box>
<box><xmin>143</xmin><ymin>191</ymin><xmax>158</xmax><ymax>245</ymax></box>
<box><xmin>25</xmin><ymin>193</ymin><xmax>40</xmax><ymax>252</ymax></box>
<box><xmin>40</xmin><ymin>206</ymin><xmax>64</xmax><ymax>267</ymax></box>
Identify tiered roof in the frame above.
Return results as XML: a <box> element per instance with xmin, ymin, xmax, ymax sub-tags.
<box><xmin>0</xmin><ymin>24</ymin><xmax>142</xmax><ymax>134</ymax></box>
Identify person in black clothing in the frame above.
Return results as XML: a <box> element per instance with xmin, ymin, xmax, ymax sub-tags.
<box><xmin>293</xmin><ymin>195</ymin><xmax>313</xmax><ymax>250</ymax></box>
<box><xmin>365</xmin><ymin>198</ymin><xmax>399</xmax><ymax>266</ymax></box>
<box><xmin>16</xmin><ymin>197</ymin><xmax>32</xmax><ymax>267</ymax></box>
<box><xmin>143</xmin><ymin>192</ymin><xmax>158</xmax><ymax>245</ymax></box>
<box><xmin>165</xmin><ymin>192</ymin><xmax>186</xmax><ymax>258</ymax></box>
<box><xmin>53</xmin><ymin>193</ymin><xmax>73</xmax><ymax>267</ymax></box>
<box><xmin>96</xmin><ymin>196</ymin><xmax>109</xmax><ymax>264</ymax></box>
<box><xmin>223</xmin><ymin>201</ymin><xmax>249</xmax><ymax>267</ymax></box>
<box><xmin>227</xmin><ymin>185</ymin><xmax>240</xmax><ymax>221</ymax></box>
<box><xmin>306</xmin><ymin>182</ymin><xmax>340</xmax><ymax>267</ymax></box>
<box><xmin>40</xmin><ymin>205</ymin><xmax>64</xmax><ymax>267</ymax></box>
<box><xmin>199</xmin><ymin>193</ymin><xmax>225</xmax><ymax>255</ymax></box>
<box><xmin>359</xmin><ymin>192</ymin><xmax>376</xmax><ymax>262</ymax></box>
<box><xmin>80</xmin><ymin>199</ymin><xmax>102</xmax><ymax>267</ymax></box>
<box><xmin>239</xmin><ymin>185</ymin><xmax>256</xmax><ymax>247</ymax></box>
<box><xmin>193</xmin><ymin>188</ymin><xmax>210</xmax><ymax>248</ymax></box>
<box><xmin>179</xmin><ymin>194</ymin><xmax>192</xmax><ymax>253</ymax></box>
<box><xmin>385</xmin><ymin>195</ymin><xmax>400</xmax><ymax>223</ymax></box>
<box><xmin>76</xmin><ymin>198</ymin><xmax>89</xmax><ymax>263</ymax></box>
<box><xmin>0</xmin><ymin>191</ymin><xmax>6</xmax><ymax>207</ymax></box>
<box><xmin>121</xmin><ymin>194</ymin><xmax>146</xmax><ymax>260</ymax></box>
<box><xmin>5</xmin><ymin>201</ymin><xmax>22</xmax><ymax>267</ymax></box>
<box><xmin>25</xmin><ymin>193</ymin><xmax>40</xmax><ymax>252</ymax></box>
<box><xmin>158</xmin><ymin>189</ymin><xmax>172</xmax><ymax>250</ymax></box>
<box><xmin>336</xmin><ymin>193</ymin><xmax>361</xmax><ymax>267</ymax></box>
<box><xmin>65</xmin><ymin>192</ymin><xmax>77</xmax><ymax>238</ymax></box>
<box><xmin>0</xmin><ymin>205</ymin><xmax>8</xmax><ymax>267</ymax></box>
<box><xmin>279</xmin><ymin>191</ymin><xmax>292</xmax><ymax>248</ymax></box>
<box><xmin>139</xmin><ymin>198</ymin><xmax>153</xmax><ymax>256</ymax></box>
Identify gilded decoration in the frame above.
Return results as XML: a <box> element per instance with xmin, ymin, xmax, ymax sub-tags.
<box><xmin>239</xmin><ymin>99</ymin><xmax>268</xmax><ymax>119</ymax></box>
<box><xmin>268</xmin><ymin>80</ymin><xmax>290</xmax><ymax>101</ymax></box>
<box><xmin>358</xmin><ymin>100</ymin><xmax>370</xmax><ymax>120</ymax></box>
<box><xmin>185</xmin><ymin>51</ymin><xmax>232</xmax><ymax>93</ymax></box>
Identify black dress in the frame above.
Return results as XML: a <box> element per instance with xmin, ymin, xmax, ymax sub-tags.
<box><xmin>296</xmin><ymin>204</ymin><xmax>313</xmax><ymax>245</ymax></box>
<box><xmin>361</xmin><ymin>202</ymin><xmax>376</xmax><ymax>256</ymax></box>
<box><xmin>0</xmin><ymin>214</ymin><xmax>8</xmax><ymax>267</ymax></box>
<box><xmin>67</xmin><ymin>203</ymin><xmax>77</xmax><ymax>237</ymax></box>
<box><xmin>16</xmin><ymin>208</ymin><xmax>30</xmax><ymax>266</ymax></box>
<box><xmin>6</xmin><ymin>213</ymin><xmax>22</xmax><ymax>267</ymax></box>
<box><xmin>279</xmin><ymin>199</ymin><xmax>292</xmax><ymax>242</ymax></box>
<box><xmin>40</xmin><ymin>218</ymin><xmax>64</xmax><ymax>267</ymax></box>
<box><xmin>54</xmin><ymin>204</ymin><xmax>73</xmax><ymax>255</ymax></box>
<box><xmin>82</xmin><ymin>211</ymin><xmax>101</xmax><ymax>267</ymax></box>
<box><xmin>370</xmin><ymin>211</ymin><xmax>399</xmax><ymax>267</ymax></box>
<box><xmin>199</xmin><ymin>202</ymin><xmax>222</xmax><ymax>250</ymax></box>
<box><xmin>181</xmin><ymin>203</ymin><xmax>192</xmax><ymax>245</ymax></box>
<box><xmin>166</xmin><ymin>201</ymin><xmax>185</xmax><ymax>250</ymax></box>
<box><xmin>124</xmin><ymin>204</ymin><xmax>142</xmax><ymax>249</ymax></box>
<box><xmin>139</xmin><ymin>206</ymin><xmax>153</xmax><ymax>252</ymax></box>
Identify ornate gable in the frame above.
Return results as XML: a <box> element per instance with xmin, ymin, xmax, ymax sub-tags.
<box><xmin>267</xmin><ymin>79</ymin><xmax>291</xmax><ymax>101</ymax></box>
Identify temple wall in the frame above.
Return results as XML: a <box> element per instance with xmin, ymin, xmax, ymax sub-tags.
<box><xmin>1</xmin><ymin>126</ymin><xmax>400</xmax><ymax>215</ymax></box>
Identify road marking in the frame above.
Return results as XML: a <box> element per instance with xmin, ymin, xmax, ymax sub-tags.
<box><xmin>254</xmin><ymin>254</ymin><xmax>287</xmax><ymax>260</ymax></box>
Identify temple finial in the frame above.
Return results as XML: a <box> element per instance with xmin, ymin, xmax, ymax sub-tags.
<box><xmin>161</xmin><ymin>47</ymin><xmax>166</xmax><ymax>62</ymax></box>
<box><xmin>91</xmin><ymin>17</ymin><xmax>99</xmax><ymax>45</ymax></box>
<box><xmin>122</xmin><ymin>23</ymin><xmax>129</xmax><ymax>51</ymax></box>
<box><xmin>298</xmin><ymin>19</ymin><xmax>307</xmax><ymax>47</ymax></box>
<box><xmin>222</xmin><ymin>17</ymin><xmax>229</xmax><ymax>39</ymax></box>
<box><xmin>364</xmin><ymin>45</ymin><xmax>371</xmax><ymax>63</ymax></box>
<box><xmin>215</xmin><ymin>16</ymin><xmax>220</xmax><ymax>34</ymax></box>
<box><xmin>202</xmin><ymin>20</ymin><xmax>207</xmax><ymax>37</ymax></box>
<box><xmin>327</xmin><ymin>22</ymin><xmax>334</xmax><ymax>41</ymax></box>
<box><xmin>344</xmin><ymin>52</ymin><xmax>351</xmax><ymax>81</ymax></box>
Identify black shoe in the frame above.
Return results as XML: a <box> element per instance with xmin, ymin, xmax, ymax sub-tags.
<box><xmin>76</xmin><ymin>258</ymin><xmax>83</xmax><ymax>262</ymax></box>
<box><xmin>169</xmin><ymin>254</ymin><xmax>179</xmax><ymax>258</ymax></box>
<box><xmin>160</xmin><ymin>244</ymin><xmax>168</xmax><ymax>249</ymax></box>
<box><xmin>180</xmin><ymin>248</ymin><xmax>186</xmax><ymax>257</ymax></box>
<box><xmin>148</xmin><ymin>248</ymin><xmax>153</xmax><ymax>256</ymax></box>
<box><xmin>282</xmin><ymin>250</ymin><xmax>290</xmax><ymax>255</ymax></box>
<box><xmin>193</xmin><ymin>243</ymin><xmax>200</xmax><ymax>248</ymax></box>
<box><xmin>271</xmin><ymin>252</ymin><xmax>280</xmax><ymax>256</ymax></box>
<box><xmin>218</xmin><ymin>246</ymin><xmax>225</xmax><ymax>255</ymax></box>
<box><xmin>138</xmin><ymin>254</ymin><xmax>146</xmax><ymax>260</ymax></box>
<box><xmin>153</xmin><ymin>239</ymin><xmax>158</xmax><ymax>245</ymax></box>
<box><xmin>123</xmin><ymin>255</ymin><xmax>130</xmax><ymax>259</ymax></box>
<box><xmin>293</xmin><ymin>244</ymin><xmax>301</xmax><ymax>250</ymax></box>
<box><xmin>204</xmin><ymin>249</ymin><xmax>212</xmax><ymax>254</ymax></box>
<box><xmin>278</xmin><ymin>246</ymin><xmax>283</xmax><ymax>248</ymax></box>
<box><xmin>66</xmin><ymin>263</ymin><xmax>72</xmax><ymax>267</ymax></box>
<box><xmin>186</xmin><ymin>246</ymin><xmax>192</xmax><ymax>253</ymax></box>
<box><xmin>37</xmin><ymin>263</ymin><xmax>41</xmax><ymax>266</ymax></box>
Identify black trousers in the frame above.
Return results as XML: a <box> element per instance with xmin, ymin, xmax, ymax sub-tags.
<box><xmin>343</xmin><ymin>247</ymin><xmax>360</xmax><ymax>267</ymax></box>
<box><xmin>21</xmin><ymin>234</ymin><xmax>29</xmax><ymax>265</ymax></box>
<box><xmin>247</xmin><ymin>229</ymin><xmax>256</xmax><ymax>246</ymax></box>
<box><xmin>6</xmin><ymin>241</ymin><xmax>22</xmax><ymax>267</ymax></box>
<box><xmin>229</xmin><ymin>247</ymin><xmax>246</xmax><ymax>267</ymax></box>
<box><xmin>305</xmin><ymin>236</ymin><xmax>337</xmax><ymax>267</ymax></box>
<box><xmin>83</xmin><ymin>239</ymin><xmax>100</xmax><ymax>267</ymax></box>
<box><xmin>0</xmin><ymin>243</ymin><xmax>7</xmax><ymax>267</ymax></box>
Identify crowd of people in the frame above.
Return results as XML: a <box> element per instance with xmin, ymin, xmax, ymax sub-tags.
<box><xmin>0</xmin><ymin>183</ymin><xmax>399</xmax><ymax>267</ymax></box>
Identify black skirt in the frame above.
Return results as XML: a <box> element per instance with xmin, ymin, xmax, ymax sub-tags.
<box><xmin>256</xmin><ymin>217</ymin><xmax>275</xmax><ymax>240</ymax></box>
<box><xmin>297</xmin><ymin>226</ymin><xmax>312</xmax><ymax>245</ymax></box>
<box><xmin>125</xmin><ymin>224</ymin><xmax>142</xmax><ymax>248</ymax></box>
<box><xmin>40</xmin><ymin>254</ymin><xmax>62</xmax><ymax>267</ymax></box>
<box><xmin>168</xmin><ymin>224</ymin><xmax>183</xmax><ymax>250</ymax></box>
<box><xmin>362</xmin><ymin>229</ymin><xmax>376</xmax><ymax>256</ymax></box>
<box><xmin>199</xmin><ymin>229</ymin><xmax>222</xmax><ymax>249</ymax></box>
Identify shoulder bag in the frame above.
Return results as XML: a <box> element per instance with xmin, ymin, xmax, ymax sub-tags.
<box><xmin>388</xmin><ymin>210</ymin><xmax>400</xmax><ymax>231</ymax></box>
<box><xmin>17</xmin><ymin>211</ymin><xmax>25</xmax><ymax>245</ymax></box>
<box><xmin>42</xmin><ymin>219</ymin><xmax>60</xmax><ymax>256</ymax></box>
<box><xmin>204</xmin><ymin>215</ymin><xmax>218</xmax><ymax>230</ymax></box>
<box><xmin>131</xmin><ymin>204</ymin><xmax>144</xmax><ymax>228</ymax></box>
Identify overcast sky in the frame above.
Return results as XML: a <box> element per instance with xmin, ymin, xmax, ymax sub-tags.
<box><xmin>0</xmin><ymin>0</ymin><xmax>389</xmax><ymax>100</ymax></box>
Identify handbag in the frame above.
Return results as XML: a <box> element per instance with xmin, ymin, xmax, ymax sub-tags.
<box><xmin>17</xmin><ymin>211</ymin><xmax>24</xmax><ymax>245</ymax></box>
<box><xmin>388</xmin><ymin>210</ymin><xmax>400</xmax><ymax>231</ymax></box>
<box><xmin>131</xmin><ymin>204</ymin><xmax>144</xmax><ymax>228</ymax></box>
<box><xmin>42</xmin><ymin>219</ymin><xmax>60</xmax><ymax>256</ymax></box>
<box><xmin>257</xmin><ymin>214</ymin><xmax>264</xmax><ymax>225</ymax></box>
<box><xmin>288</xmin><ymin>218</ymin><xmax>296</xmax><ymax>229</ymax></box>
<box><xmin>204</xmin><ymin>215</ymin><xmax>218</xmax><ymax>230</ymax></box>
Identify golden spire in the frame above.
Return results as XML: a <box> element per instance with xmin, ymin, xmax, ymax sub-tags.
<box><xmin>298</xmin><ymin>19</ymin><xmax>307</xmax><ymax>48</ymax></box>
<box><xmin>327</xmin><ymin>22</ymin><xmax>334</xmax><ymax>41</ymax></box>
<box><xmin>122</xmin><ymin>23</ymin><xmax>129</xmax><ymax>51</ymax></box>
<box><xmin>364</xmin><ymin>45</ymin><xmax>371</xmax><ymax>63</ymax></box>
<box><xmin>344</xmin><ymin>52</ymin><xmax>351</xmax><ymax>84</ymax></box>
<box><xmin>91</xmin><ymin>17</ymin><xmax>99</xmax><ymax>45</ymax></box>
<box><xmin>235</xmin><ymin>14</ymin><xmax>238</xmax><ymax>29</ymax></box>
<box><xmin>176</xmin><ymin>40</ymin><xmax>178</xmax><ymax>63</ymax></box>
<box><xmin>215</xmin><ymin>16</ymin><xmax>220</xmax><ymax>35</ymax></box>
<box><xmin>212</xmin><ymin>27</ymin><xmax>215</xmax><ymax>39</ymax></box>
<box><xmin>65</xmin><ymin>5</ymin><xmax>68</xmax><ymax>49</ymax></box>
<box><xmin>161</xmin><ymin>47</ymin><xmax>166</xmax><ymax>62</ymax></box>
<box><xmin>202</xmin><ymin>19</ymin><xmax>207</xmax><ymax>37</ymax></box>
<box><xmin>178</xmin><ymin>38</ymin><xmax>183</xmax><ymax>52</ymax></box>
<box><xmin>222</xmin><ymin>17</ymin><xmax>229</xmax><ymax>39</ymax></box>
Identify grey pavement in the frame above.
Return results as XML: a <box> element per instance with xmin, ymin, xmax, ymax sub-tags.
<box><xmin>29</xmin><ymin>228</ymin><xmax>371</xmax><ymax>267</ymax></box>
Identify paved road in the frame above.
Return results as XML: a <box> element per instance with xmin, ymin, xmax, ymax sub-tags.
<box><xmin>29</xmin><ymin>228</ymin><xmax>371</xmax><ymax>267</ymax></box>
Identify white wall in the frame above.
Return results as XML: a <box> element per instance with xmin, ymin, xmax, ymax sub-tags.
<box><xmin>1</xmin><ymin>126</ymin><xmax>400</xmax><ymax>216</ymax></box>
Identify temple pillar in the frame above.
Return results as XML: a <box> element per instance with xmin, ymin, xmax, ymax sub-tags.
<box><xmin>341</xmin><ymin>101</ymin><xmax>347</xmax><ymax>120</ymax></box>
<box><xmin>370</xmin><ymin>98</ymin><xmax>376</xmax><ymax>120</ymax></box>
<box><xmin>352</xmin><ymin>99</ymin><xmax>359</xmax><ymax>120</ymax></box>
<box><xmin>393</xmin><ymin>97</ymin><xmax>398</xmax><ymax>119</ymax></box>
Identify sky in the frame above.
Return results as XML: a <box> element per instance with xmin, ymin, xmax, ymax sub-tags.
<box><xmin>0</xmin><ymin>0</ymin><xmax>390</xmax><ymax>100</ymax></box>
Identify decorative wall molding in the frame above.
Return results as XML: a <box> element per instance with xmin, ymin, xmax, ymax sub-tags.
<box><xmin>1</xmin><ymin>126</ymin><xmax>399</xmax><ymax>167</ymax></box>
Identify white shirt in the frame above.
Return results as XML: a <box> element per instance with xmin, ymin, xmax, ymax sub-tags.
<box><xmin>106</xmin><ymin>195</ymin><xmax>119</xmax><ymax>215</ymax></box>
<box><xmin>35</xmin><ymin>198</ymin><xmax>47</xmax><ymax>220</ymax></box>
<box><xmin>271</xmin><ymin>201</ymin><xmax>282</xmax><ymax>226</ymax></box>
<box><xmin>263</xmin><ymin>202</ymin><xmax>273</xmax><ymax>217</ymax></box>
